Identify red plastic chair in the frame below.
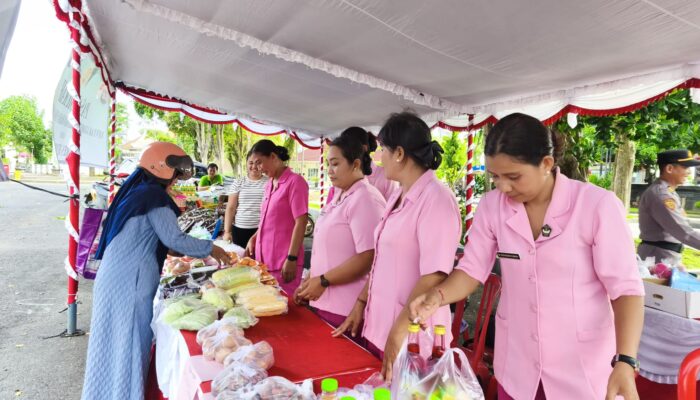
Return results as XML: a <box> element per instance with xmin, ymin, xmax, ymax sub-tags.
<box><xmin>451</xmin><ymin>273</ymin><xmax>502</xmax><ymax>390</ymax></box>
<box><xmin>678</xmin><ymin>348</ymin><xmax>700</xmax><ymax>400</ymax></box>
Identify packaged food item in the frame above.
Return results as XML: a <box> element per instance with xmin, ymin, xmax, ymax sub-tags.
<box><xmin>222</xmin><ymin>306</ymin><xmax>259</xmax><ymax>329</ymax></box>
<box><xmin>220</xmin><ymin>377</ymin><xmax>315</xmax><ymax>400</ymax></box>
<box><xmin>238</xmin><ymin>257</ymin><xmax>258</xmax><ymax>267</ymax></box>
<box><xmin>212</xmin><ymin>267</ymin><xmax>261</xmax><ymax>290</ymax></box>
<box><xmin>196</xmin><ymin>319</ymin><xmax>244</xmax><ymax>345</ymax></box>
<box><xmin>199</xmin><ymin>322</ymin><xmax>252</xmax><ymax>363</ymax></box>
<box><xmin>211</xmin><ymin>363</ymin><xmax>267</xmax><ymax>396</ymax></box>
<box><xmin>201</xmin><ymin>287</ymin><xmax>234</xmax><ymax>312</ymax></box>
<box><xmin>162</xmin><ymin>298</ymin><xmax>218</xmax><ymax>331</ymax></box>
<box><xmin>226</xmin><ymin>282</ymin><xmax>264</xmax><ymax>297</ymax></box>
<box><xmin>164</xmin><ymin>257</ymin><xmax>192</xmax><ymax>276</ymax></box>
<box><xmin>235</xmin><ymin>285</ymin><xmax>281</xmax><ymax>302</ymax></box>
<box><xmin>223</xmin><ymin>341</ymin><xmax>274</xmax><ymax>370</ymax></box>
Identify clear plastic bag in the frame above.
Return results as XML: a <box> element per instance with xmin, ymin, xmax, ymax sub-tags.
<box><xmin>222</xmin><ymin>305</ymin><xmax>259</xmax><ymax>329</ymax></box>
<box><xmin>212</xmin><ymin>267</ymin><xmax>261</xmax><ymax>290</ymax></box>
<box><xmin>201</xmin><ymin>287</ymin><xmax>235</xmax><ymax>312</ymax></box>
<box><xmin>211</xmin><ymin>363</ymin><xmax>268</xmax><ymax>397</ymax></box>
<box><xmin>392</xmin><ymin>340</ymin><xmax>428</xmax><ymax>399</ymax></box>
<box><xmin>197</xmin><ymin>320</ymin><xmax>252</xmax><ymax>363</ymax></box>
<box><xmin>219</xmin><ymin>377</ymin><xmax>315</xmax><ymax>400</ymax></box>
<box><xmin>162</xmin><ymin>297</ymin><xmax>218</xmax><ymax>331</ymax></box>
<box><xmin>337</xmin><ymin>372</ymin><xmax>389</xmax><ymax>399</ymax></box>
<box><xmin>223</xmin><ymin>341</ymin><xmax>274</xmax><ymax>370</ymax></box>
<box><xmin>400</xmin><ymin>347</ymin><xmax>485</xmax><ymax>400</ymax></box>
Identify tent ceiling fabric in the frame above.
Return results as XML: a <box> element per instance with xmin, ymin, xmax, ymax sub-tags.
<box><xmin>81</xmin><ymin>0</ymin><xmax>700</xmax><ymax>143</ymax></box>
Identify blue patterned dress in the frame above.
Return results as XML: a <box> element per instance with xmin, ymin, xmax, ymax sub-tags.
<box><xmin>81</xmin><ymin>207</ymin><xmax>212</xmax><ymax>400</ymax></box>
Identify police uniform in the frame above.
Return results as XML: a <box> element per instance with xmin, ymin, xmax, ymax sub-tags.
<box><xmin>637</xmin><ymin>150</ymin><xmax>700</xmax><ymax>264</ymax></box>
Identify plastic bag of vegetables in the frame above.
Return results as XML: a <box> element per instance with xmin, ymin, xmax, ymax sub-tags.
<box><xmin>162</xmin><ymin>297</ymin><xmax>218</xmax><ymax>331</ymax></box>
<box><xmin>212</xmin><ymin>267</ymin><xmax>260</xmax><ymax>290</ymax></box>
<box><xmin>201</xmin><ymin>287</ymin><xmax>234</xmax><ymax>312</ymax></box>
<box><xmin>222</xmin><ymin>306</ymin><xmax>259</xmax><ymax>329</ymax></box>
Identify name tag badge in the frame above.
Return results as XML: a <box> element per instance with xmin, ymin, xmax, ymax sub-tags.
<box><xmin>497</xmin><ymin>252</ymin><xmax>521</xmax><ymax>260</ymax></box>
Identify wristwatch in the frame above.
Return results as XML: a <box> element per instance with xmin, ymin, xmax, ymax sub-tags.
<box><xmin>320</xmin><ymin>274</ymin><xmax>331</xmax><ymax>288</ymax></box>
<box><xmin>286</xmin><ymin>254</ymin><xmax>298</xmax><ymax>262</ymax></box>
<box><xmin>611</xmin><ymin>354</ymin><xmax>640</xmax><ymax>372</ymax></box>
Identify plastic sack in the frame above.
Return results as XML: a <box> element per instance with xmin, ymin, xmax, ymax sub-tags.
<box><xmin>392</xmin><ymin>338</ymin><xmax>428</xmax><ymax>399</ymax></box>
<box><xmin>198</xmin><ymin>321</ymin><xmax>252</xmax><ymax>363</ymax></box>
<box><xmin>222</xmin><ymin>306</ymin><xmax>259</xmax><ymax>329</ymax></box>
<box><xmin>399</xmin><ymin>347</ymin><xmax>485</xmax><ymax>400</ymax></box>
<box><xmin>202</xmin><ymin>287</ymin><xmax>234</xmax><ymax>312</ymax></box>
<box><xmin>196</xmin><ymin>319</ymin><xmax>244</xmax><ymax>345</ymax></box>
<box><xmin>211</xmin><ymin>363</ymin><xmax>268</xmax><ymax>397</ymax></box>
<box><xmin>226</xmin><ymin>282</ymin><xmax>265</xmax><ymax>297</ymax></box>
<box><xmin>219</xmin><ymin>377</ymin><xmax>315</xmax><ymax>400</ymax></box>
<box><xmin>212</xmin><ymin>267</ymin><xmax>261</xmax><ymax>290</ymax></box>
<box><xmin>189</xmin><ymin>222</ymin><xmax>212</xmax><ymax>240</ymax></box>
<box><xmin>224</xmin><ymin>341</ymin><xmax>274</xmax><ymax>370</ymax></box>
<box><xmin>162</xmin><ymin>298</ymin><xmax>218</xmax><ymax>331</ymax></box>
<box><xmin>636</xmin><ymin>255</ymin><xmax>654</xmax><ymax>279</ymax></box>
<box><xmin>76</xmin><ymin>208</ymin><xmax>106</xmax><ymax>279</ymax></box>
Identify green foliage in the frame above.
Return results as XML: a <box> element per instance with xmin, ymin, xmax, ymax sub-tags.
<box><xmin>436</xmin><ymin>131</ymin><xmax>467</xmax><ymax>189</ymax></box>
<box><xmin>0</xmin><ymin>95</ymin><xmax>51</xmax><ymax>163</ymax></box>
<box><xmin>694</xmin><ymin>201</ymin><xmax>700</xmax><ymax>210</ymax></box>
<box><xmin>588</xmin><ymin>173</ymin><xmax>613</xmax><ymax>190</ymax></box>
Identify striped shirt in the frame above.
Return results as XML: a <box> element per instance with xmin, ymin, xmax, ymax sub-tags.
<box><xmin>227</xmin><ymin>176</ymin><xmax>268</xmax><ymax>229</ymax></box>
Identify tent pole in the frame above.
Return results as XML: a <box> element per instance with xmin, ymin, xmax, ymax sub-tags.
<box><xmin>463</xmin><ymin>115</ymin><xmax>475</xmax><ymax>243</ymax></box>
<box><xmin>109</xmin><ymin>93</ymin><xmax>117</xmax><ymax>204</ymax></box>
<box><xmin>65</xmin><ymin>0</ymin><xmax>83</xmax><ymax>336</ymax></box>
<box><xmin>319</xmin><ymin>136</ymin><xmax>325</xmax><ymax>206</ymax></box>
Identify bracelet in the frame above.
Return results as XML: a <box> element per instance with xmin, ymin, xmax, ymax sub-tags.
<box><xmin>437</xmin><ymin>288</ymin><xmax>446</xmax><ymax>305</ymax></box>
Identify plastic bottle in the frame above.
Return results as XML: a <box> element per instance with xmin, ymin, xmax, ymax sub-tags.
<box><xmin>321</xmin><ymin>378</ymin><xmax>339</xmax><ymax>400</ymax></box>
<box><xmin>428</xmin><ymin>324</ymin><xmax>446</xmax><ymax>367</ymax></box>
<box><xmin>373</xmin><ymin>388</ymin><xmax>391</xmax><ymax>400</ymax></box>
<box><xmin>407</xmin><ymin>323</ymin><xmax>421</xmax><ymax>355</ymax></box>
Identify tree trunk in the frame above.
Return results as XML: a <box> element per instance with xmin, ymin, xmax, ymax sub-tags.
<box><xmin>482</xmin><ymin>124</ymin><xmax>493</xmax><ymax>192</ymax></box>
<box><xmin>195</xmin><ymin>122</ymin><xmax>212</xmax><ymax>164</ymax></box>
<box><xmin>611</xmin><ymin>132</ymin><xmax>636</xmax><ymax>210</ymax></box>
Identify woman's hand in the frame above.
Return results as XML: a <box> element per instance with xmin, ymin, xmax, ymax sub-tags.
<box><xmin>297</xmin><ymin>276</ymin><xmax>326</xmax><ymax>301</ymax></box>
<box><xmin>381</xmin><ymin>329</ymin><xmax>404</xmax><ymax>384</ymax></box>
<box><xmin>244</xmin><ymin>238</ymin><xmax>256</xmax><ymax>258</ymax></box>
<box><xmin>293</xmin><ymin>278</ymin><xmax>310</xmax><ymax>306</ymax></box>
<box><xmin>210</xmin><ymin>245</ymin><xmax>232</xmax><ymax>265</ymax></box>
<box><xmin>332</xmin><ymin>300</ymin><xmax>366</xmax><ymax>338</ymax></box>
<box><xmin>222</xmin><ymin>231</ymin><xmax>233</xmax><ymax>243</ymax></box>
<box><xmin>408</xmin><ymin>289</ymin><xmax>442</xmax><ymax>328</ymax></box>
<box><xmin>282</xmin><ymin>259</ymin><xmax>297</xmax><ymax>283</ymax></box>
<box><xmin>606</xmin><ymin>363</ymin><xmax>639</xmax><ymax>400</ymax></box>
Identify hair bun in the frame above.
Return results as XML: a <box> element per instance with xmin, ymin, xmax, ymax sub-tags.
<box><xmin>276</xmin><ymin>145</ymin><xmax>291</xmax><ymax>162</ymax></box>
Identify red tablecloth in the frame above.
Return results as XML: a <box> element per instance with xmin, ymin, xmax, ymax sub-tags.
<box><xmin>148</xmin><ymin>301</ymin><xmax>381</xmax><ymax>399</ymax></box>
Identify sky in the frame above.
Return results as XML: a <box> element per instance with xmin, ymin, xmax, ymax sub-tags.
<box><xmin>0</xmin><ymin>0</ymin><xmax>160</xmax><ymax>139</ymax></box>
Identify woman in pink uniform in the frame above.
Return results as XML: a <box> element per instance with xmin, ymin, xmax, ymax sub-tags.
<box><xmin>326</xmin><ymin>127</ymin><xmax>398</xmax><ymax>203</ymax></box>
<box><xmin>295</xmin><ymin>134</ymin><xmax>386</xmax><ymax>329</ymax></box>
<box><xmin>246</xmin><ymin>140</ymin><xmax>309</xmax><ymax>294</ymax></box>
<box><xmin>332</xmin><ymin>112</ymin><xmax>461</xmax><ymax>374</ymax></box>
<box><xmin>410</xmin><ymin>114</ymin><xmax>645</xmax><ymax>400</ymax></box>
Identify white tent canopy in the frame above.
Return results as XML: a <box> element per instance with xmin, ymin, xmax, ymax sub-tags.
<box><xmin>64</xmin><ymin>0</ymin><xmax>700</xmax><ymax>146</ymax></box>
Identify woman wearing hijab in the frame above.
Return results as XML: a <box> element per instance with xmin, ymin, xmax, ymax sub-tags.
<box><xmin>81</xmin><ymin>142</ymin><xmax>230</xmax><ymax>400</ymax></box>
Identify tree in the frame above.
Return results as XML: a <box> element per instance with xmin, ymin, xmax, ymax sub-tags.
<box><xmin>134</xmin><ymin>103</ymin><xmax>199</xmax><ymax>158</ymax></box>
<box><xmin>225</xmin><ymin>125</ymin><xmax>251</xmax><ymax>177</ymax></box>
<box><xmin>436</xmin><ymin>131</ymin><xmax>467</xmax><ymax>189</ymax></box>
<box><xmin>0</xmin><ymin>95</ymin><xmax>51</xmax><ymax>163</ymax></box>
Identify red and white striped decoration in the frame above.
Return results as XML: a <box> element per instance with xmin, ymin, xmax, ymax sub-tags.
<box><xmin>463</xmin><ymin>116</ymin><xmax>476</xmax><ymax>243</ymax></box>
<box><xmin>65</xmin><ymin>0</ymin><xmax>83</xmax><ymax>306</ymax></box>
<box><xmin>319</xmin><ymin>136</ymin><xmax>325</xmax><ymax>206</ymax></box>
<box><xmin>108</xmin><ymin>93</ymin><xmax>117</xmax><ymax>204</ymax></box>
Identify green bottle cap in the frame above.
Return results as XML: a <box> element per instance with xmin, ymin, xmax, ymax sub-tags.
<box><xmin>340</xmin><ymin>397</ymin><xmax>356</xmax><ymax>400</ymax></box>
<box><xmin>374</xmin><ymin>388</ymin><xmax>391</xmax><ymax>400</ymax></box>
<box><xmin>321</xmin><ymin>378</ymin><xmax>339</xmax><ymax>393</ymax></box>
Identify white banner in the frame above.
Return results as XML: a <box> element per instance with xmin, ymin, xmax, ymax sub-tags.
<box><xmin>52</xmin><ymin>55</ymin><xmax>110</xmax><ymax>167</ymax></box>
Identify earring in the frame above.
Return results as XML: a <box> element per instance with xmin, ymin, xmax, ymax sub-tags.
<box><xmin>396</xmin><ymin>159</ymin><xmax>400</xmax><ymax>162</ymax></box>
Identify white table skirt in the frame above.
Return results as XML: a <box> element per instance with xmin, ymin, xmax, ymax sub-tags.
<box><xmin>638</xmin><ymin>307</ymin><xmax>700</xmax><ymax>384</ymax></box>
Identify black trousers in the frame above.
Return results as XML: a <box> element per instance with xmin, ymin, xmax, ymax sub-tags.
<box><xmin>232</xmin><ymin>226</ymin><xmax>257</xmax><ymax>249</ymax></box>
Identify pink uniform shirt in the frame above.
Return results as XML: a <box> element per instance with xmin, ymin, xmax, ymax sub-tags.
<box><xmin>457</xmin><ymin>172</ymin><xmax>644</xmax><ymax>400</ymax></box>
<box><xmin>327</xmin><ymin>162</ymin><xmax>398</xmax><ymax>204</ymax></box>
<box><xmin>256</xmin><ymin>168</ymin><xmax>309</xmax><ymax>291</ymax></box>
<box><xmin>363</xmin><ymin>170</ymin><xmax>461</xmax><ymax>359</ymax></box>
<box><xmin>310</xmin><ymin>178</ymin><xmax>386</xmax><ymax>316</ymax></box>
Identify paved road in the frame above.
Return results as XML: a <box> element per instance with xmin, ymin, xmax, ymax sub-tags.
<box><xmin>0</xmin><ymin>181</ymin><xmax>94</xmax><ymax>400</ymax></box>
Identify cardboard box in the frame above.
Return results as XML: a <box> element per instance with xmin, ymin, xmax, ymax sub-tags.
<box><xmin>643</xmin><ymin>280</ymin><xmax>700</xmax><ymax>319</ymax></box>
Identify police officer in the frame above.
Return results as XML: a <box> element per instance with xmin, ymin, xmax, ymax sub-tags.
<box><xmin>638</xmin><ymin>149</ymin><xmax>700</xmax><ymax>265</ymax></box>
